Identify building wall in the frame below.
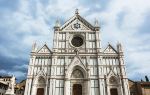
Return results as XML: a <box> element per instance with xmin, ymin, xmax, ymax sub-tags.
<box><xmin>128</xmin><ymin>79</ymin><xmax>150</xmax><ymax>95</ymax></box>
<box><xmin>24</xmin><ymin>11</ymin><xmax>130</xmax><ymax>95</ymax></box>
<box><xmin>142</xmin><ymin>88</ymin><xmax>150</xmax><ymax>95</ymax></box>
<box><xmin>0</xmin><ymin>76</ymin><xmax>14</xmax><ymax>95</ymax></box>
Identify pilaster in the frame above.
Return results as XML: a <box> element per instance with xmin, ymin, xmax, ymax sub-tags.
<box><xmin>64</xmin><ymin>80</ymin><xmax>70</xmax><ymax>95</ymax></box>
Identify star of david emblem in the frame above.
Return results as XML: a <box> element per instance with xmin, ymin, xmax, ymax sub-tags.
<box><xmin>74</xmin><ymin>23</ymin><xmax>80</xmax><ymax>29</ymax></box>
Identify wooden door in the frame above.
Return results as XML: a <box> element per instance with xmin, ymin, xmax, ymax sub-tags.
<box><xmin>110</xmin><ymin>88</ymin><xmax>118</xmax><ymax>95</ymax></box>
<box><xmin>37</xmin><ymin>88</ymin><xmax>44</xmax><ymax>95</ymax></box>
<box><xmin>73</xmin><ymin>84</ymin><xmax>82</xmax><ymax>95</ymax></box>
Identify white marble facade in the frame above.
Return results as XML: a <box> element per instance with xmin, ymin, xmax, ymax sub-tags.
<box><xmin>24</xmin><ymin>10</ymin><xmax>130</xmax><ymax>95</ymax></box>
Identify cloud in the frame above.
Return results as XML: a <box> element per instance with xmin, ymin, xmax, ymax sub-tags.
<box><xmin>0</xmin><ymin>0</ymin><xmax>19</xmax><ymax>12</ymax></box>
<box><xmin>96</xmin><ymin>0</ymin><xmax>150</xmax><ymax>80</ymax></box>
<box><xmin>0</xmin><ymin>0</ymin><xmax>150</xmax><ymax>81</ymax></box>
<box><xmin>81</xmin><ymin>0</ymin><xmax>150</xmax><ymax>80</ymax></box>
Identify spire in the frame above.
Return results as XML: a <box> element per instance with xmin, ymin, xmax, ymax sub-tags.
<box><xmin>54</xmin><ymin>19</ymin><xmax>60</xmax><ymax>31</ymax></box>
<box><xmin>75</xmin><ymin>9</ymin><xmax>79</xmax><ymax>15</ymax></box>
<box><xmin>117</xmin><ymin>42</ymin><xmax>123</xmax><ymax>53</ymax></box>
<box><xmin>32</xmin><ymin>41</ymin><xmax>37</xmax><ymax>52</ymax></box>
<box><xmin>55</xmin><ymin>19</ymin><xmax>60</xmax><ymax>27</ymax></box>
<box><xmin>94</xmin><ymin>18</ymin><xmax>100</xmax><ymax>31</ymax></box>
<box><xmin>94</xmin><ymin>18</ymin><xmax>99</xmax><ymax>27</ymax></box>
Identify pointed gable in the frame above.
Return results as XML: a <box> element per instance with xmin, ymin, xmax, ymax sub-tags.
<box><xmin>103</xmin><ymin>44</ymin><xmax>118</xmax><ymax>54</ymax></box>
<box><xmin>68</xmin><ymin>55</ymin><xmax>86</xmax><ymax>69</ymax></box>
<box><xmin>37</xmin><ymin>44</ymin><xmax>52</xmax><ymax>53</ymax></box>
<box><xmin>60</xmin><ymin>13</ymin><xmax>95</xmax><ymax>31</ymax></box>
<box><xmin>107</xmin><ymin>68</ymin><xmax>118</xmax><ymax>77</ymax></box>
<box><xmin>65</xmin><ymin>55</ymin><xmax>88</xmax><ymax>78</ymax></box>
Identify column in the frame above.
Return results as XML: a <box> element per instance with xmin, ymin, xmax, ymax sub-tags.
<box><xmin>49</xmin><ymin>79</ymin><xmax>53</xmax><ymax>95</ymax></box>
<box><xmin>24</xmin><ymin>79</ymin><xmax>29</xmax><ymax>95</ymax></box>
<box><xmin>45</xmin><ymin>78</ymin><xmax>48</xmax><ymax>95</ymax></box>
<box><xmin>64</xmin><ymin>80</ymin><xmax>70</xmax><ymax>95</ymax></box>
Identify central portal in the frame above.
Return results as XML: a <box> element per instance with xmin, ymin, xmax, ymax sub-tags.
<box><xmin>110</xmin><ymin>88</ymin><xmax>118</xmax><ymax>95</ymax></box>
<box><xmin>36</xmin><ymin>88</ymin><xmax>44</xmax><ymax>95</ymax></box>
<box><xmin>73</xmin><ymin>84</ymin><xmax>82</xmax><ymax>95</ymax></box>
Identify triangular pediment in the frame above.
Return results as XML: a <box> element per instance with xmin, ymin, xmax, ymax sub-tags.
<box><xmin>107</xmin><ymin>68</ymin><xmax>117</xmax><ymax>77</ymax></box>
<box><xmin>61</xmin><ymin>14</ymin><xmax>95</xmax><ymax>31</ymax></box>
<box><xmin>37</xmin><ymin>44</ymin><xmax>52</xmax><ymax>53</ymax></box>
<box><xmin>68</xmin><ymin>56</ymin><xmax>86</xmax><ymax>69</ymax></box>
<box><xmin>103</xmin><ymin>44</ymin><xmax>118</xmax><ymax>54</ymax></box>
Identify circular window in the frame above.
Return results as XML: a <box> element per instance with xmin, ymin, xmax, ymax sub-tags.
<box><xmin>71</xmin><ymin>36</ymin><xmax>84</xmax><ymax>47</ymax></box>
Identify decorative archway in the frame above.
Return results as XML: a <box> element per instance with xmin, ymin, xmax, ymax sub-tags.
<box><xmin>36</xmin><ymin>76</ymin><xmax>46</xmax><ymax>95</ymax></box>
<box><xmin>31</xmin><ymin>76</ymin><xmax>46</xmax><ymax>95</ymax></box>
<box><xmin>64</xmin><ymin>56</ymin><xmax>89</xmax><ymax>95</ymax></box>
<box><xmin>108</xmin><ymin>76</ymin><xmax>120</xmax><ymax>95</ymax></box>
<box><xmin>70</xmin><ymin>67</ymin><xmax>86</xmax><ymax>95</ymax></box>
<box><xmin>65</xmin><ymin>56</ymin><xmax>88</xmax><ymax>79</ymax></box>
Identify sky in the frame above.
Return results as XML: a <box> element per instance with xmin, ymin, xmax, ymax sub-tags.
<box><xmin>0</xmin><ymin>0</ymin><xmax>150</xmax><ymax>82</ymax></box>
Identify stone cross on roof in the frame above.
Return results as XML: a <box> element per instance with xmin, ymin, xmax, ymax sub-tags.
<box><xmin>75</xmin><ymin>9</ymin><xmax>79</xmax><ymax>15</ymax></box>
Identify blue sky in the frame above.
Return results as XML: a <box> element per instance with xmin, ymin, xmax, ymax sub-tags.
<box><xmin>0</xmin><ymin>0</ymin><xmax>150</xmax><ymax>82</ymax></box>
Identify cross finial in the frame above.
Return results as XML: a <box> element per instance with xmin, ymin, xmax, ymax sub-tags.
<box><xmin>75</xmin><ymin>9</ymin><xmax>79</xmax><ymax>15</ymax></box>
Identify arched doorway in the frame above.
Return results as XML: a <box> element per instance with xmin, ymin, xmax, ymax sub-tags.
<box><xmin>73</xmin><ymin>84</ymin><xmax>82</xmax><ymax>95</ymax></box>
<box><xmin>36</xmin><ymin>88</ymin><xmax>44</xmax><ymax>95</ymax></box>
<box><xmin>36</xmin><ymin>76</ymin><xmax>45</xmax><ymax>95</ymax></box>
<box><xmin>71</xmin><ymin>69</ymin><xmax>85</xmax><ymax>95</ymax></box>
<box><xmin>109</xmin><ymin>76</ymin><xmax>119</xmax><ymax>95</ymax></box>
<box><xmin>110</xmin><ymin>88</ymin><xmax>118</xmax><ymax>95</ymax></box>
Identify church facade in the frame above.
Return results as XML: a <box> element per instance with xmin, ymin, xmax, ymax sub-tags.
<box><xmin>24</xmin><ymin>10</ymin><xmax>130</xmax><ymax>95</ymax></box>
